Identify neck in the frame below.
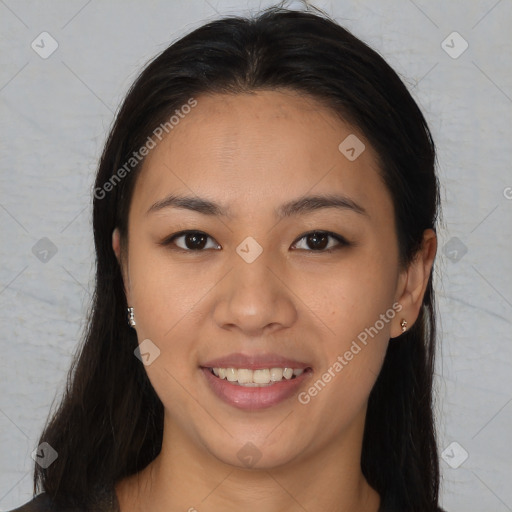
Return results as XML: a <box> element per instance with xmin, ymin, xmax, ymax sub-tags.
<box><xmin>116</xmin><ymin>411</ymin><xmax>381</xmax><ymax>512</ymax></box>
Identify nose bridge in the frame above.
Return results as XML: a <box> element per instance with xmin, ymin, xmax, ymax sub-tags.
<box><xmin>231</xmin><ymin>237</ymin><xmax>279</xmax><ymax>301</ymax></box>
<box><xmin>212</xmin><ymin>237</ymin><xmax>296</xmax><ymax>334</ymax></box>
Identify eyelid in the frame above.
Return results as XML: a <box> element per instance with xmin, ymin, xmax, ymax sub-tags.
<box><xmin>160</xmin><ymin>229</ymin><xmax>350</xmax><ymax>253</ymax></box>
<box><xmin>159</xmin><ymin>230</ymin><xmax>220</xmax><ymax>250</ymax></box>
<box><xmin>292</xmin><ymin>230</ymin><xmax>350</xmax><ymax>251</ymax></box>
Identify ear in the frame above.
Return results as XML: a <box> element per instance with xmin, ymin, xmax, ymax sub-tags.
<box><xmin>112</xmin><ymin>228</ymin><xmax>131</xmax><ymax>301</ymax></box>
<box><xmin>391</xmin><ymin>229</ymin><xmax>437</xmax><ymax>338</ymax></box>
<box><xmin>112</xmin><ymin>227</ymin><xmax>122</xmax><ymax>263</ymax></box>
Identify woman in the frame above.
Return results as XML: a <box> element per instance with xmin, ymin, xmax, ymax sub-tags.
<box><xmin>11</xmin><ymin>3</ymin><xmax>445</xmax><ymax>511</ymax></box>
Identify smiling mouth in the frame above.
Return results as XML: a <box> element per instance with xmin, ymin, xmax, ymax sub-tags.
<box><xmin>204</xmin><ymin>366</ymin><xmax>313</xmax><ymax>387</ymax></box>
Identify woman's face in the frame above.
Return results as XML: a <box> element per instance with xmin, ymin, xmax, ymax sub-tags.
<box><xmin>117</xmin><ymin>89</ymin><xmax>410</xmax><ymax>469</ymax></box>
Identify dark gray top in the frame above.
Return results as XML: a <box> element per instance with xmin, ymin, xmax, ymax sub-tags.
<box><xmin>8</xmin><ymin>486</ymin><xmax>447</xmax><ymax>511</ymax></box>
<box><xmin>8</xmin><ymin>486</ymin><xmax>119</xmax><ymax>512</ymax></box>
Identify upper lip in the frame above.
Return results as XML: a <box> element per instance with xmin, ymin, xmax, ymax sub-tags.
<box><xmin>201</xmin><ymin>352</ymin><xmax>312</xmax><ymax>370</ymax></box>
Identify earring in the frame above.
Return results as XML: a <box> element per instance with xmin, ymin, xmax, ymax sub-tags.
<box><xmin>400</xmin><ymin>319</ymin><xmax>407</xmax><ymax>333</ymax></box>
<box><xmin>127</xmin><ymin>307</ymin><xmax>136</xmax><ymax>327</ymax></box>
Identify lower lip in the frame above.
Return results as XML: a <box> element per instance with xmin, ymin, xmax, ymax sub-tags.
<box><xmin>200</xmin><ymin>367</ymin><xmax>312</xmax><ymax>410</ymax></box>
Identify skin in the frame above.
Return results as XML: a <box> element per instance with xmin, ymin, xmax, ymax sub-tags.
<box><xmin>112</xmin><ymin>89</ymin><xmax>437</xmax><ymax>512</ymax></box>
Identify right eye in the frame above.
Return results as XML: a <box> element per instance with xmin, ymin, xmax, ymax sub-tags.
<box><xmin>161</xmin><ymin>230</ymin><xmax>221</xmax><ymax>252</ymax></box>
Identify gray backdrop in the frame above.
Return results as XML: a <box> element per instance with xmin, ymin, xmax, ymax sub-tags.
<box><xmin>1</xmin><ymin>1</ymin><xmax>511</xmax><ymax>511</ymax></box>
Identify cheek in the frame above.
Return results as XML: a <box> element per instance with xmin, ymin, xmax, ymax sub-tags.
<box><xmin>304</xmin><ymin>251</ymin><xmax>397</xmax><ymax>402</ymax></box>
<box><xmin>127</xmin><ymin>240</ymin><xmax>210</xmax><ymax>337</ymax></box>
<box><xmin>124</xmin><ymin>245</ymin><xmax>207</xmax><ymax>404</ymax></box>
<box><xmin>127</xmin><ymin>250</ymin><xmax>204</xmax><ymax>416</ymax></box>
<box><xmin>298</xmin><ymin>269</ymin><xmax>394</xmax><ymax>429</ymax></box>
<box><xmin>299</xmin><ymin>348</ymin><xmax>385</xmax><ymax>442</ymax></box>
<box><xmin>317</xmin><ymin>255</ymin><xmax>398</xmax><ymax>341</ymax></box>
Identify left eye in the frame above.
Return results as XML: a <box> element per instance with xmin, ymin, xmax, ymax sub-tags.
<box><xmin>161</xmin><ymin>230</ymin><xmax>348</xmax><ymax>252</ymax></box>
<box><xmin>164</xmin><ymin>231</ymin><xmax>220</xmax><ymax>251</ymax></box>
<box><xmin>292</xmin><ymin>231</ymin><xmax>348</xmax><ymax>252</ymax></box>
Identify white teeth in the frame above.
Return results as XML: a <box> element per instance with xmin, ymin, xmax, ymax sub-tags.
<box><xmin>237</xmin><ymin>369</ymin><xmax>253</xmax><ymax>384</ymax></box>
<box><xmin>253</xmin><ymin>369</ymin><xmax>271</xmax><ymax>384</ymax></box>
<box><xmin>283</xmin><ymin>368</ymin><xmax>294</xmax><ymax>380</ymax></box>
<box><xmin>226</xmin><ymin>368</ymin><xmax>238</xmax><ymax>382</ymax></box>
<box><xmin>270</xmin><ymin>368</ymin><xmax>283</xmax><ymax>381</ymax></box>
<box><xmin>210</xmin><ymin>367</ymin><xmax>307</xmax><ymax>386</ymax></box>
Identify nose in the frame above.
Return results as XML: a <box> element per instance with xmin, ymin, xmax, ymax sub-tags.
<box><xmin>212</xmin><ymin>248</ymin><xmax>297</xmax><ymax>337</ymax></box>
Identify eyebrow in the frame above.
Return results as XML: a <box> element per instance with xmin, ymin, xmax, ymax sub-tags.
<box><xmin>146</xmin><ymin>193</ymin><xmax>368</xmax><ymax>218</ymax></box>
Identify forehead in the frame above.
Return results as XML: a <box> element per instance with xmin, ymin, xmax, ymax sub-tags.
<box><xmin>130</xmin><ymin>90</ymin><xmax>392</xmax><ymax>222</ymax></box>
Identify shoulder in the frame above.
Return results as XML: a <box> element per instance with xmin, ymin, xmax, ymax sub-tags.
<box><xmin>6</xmin><ymin>491</ymin><xmax>117</xmax><ymax>512</ymax></box>
<box><xmin>4</xmin><ymin>492</ymin><xmax>111</xmax><ymax>512</ymax></box>
<box><xmin>6</xmin><ymin>494</ymin><xmax>58</xmax><ymax>512</ymax></box>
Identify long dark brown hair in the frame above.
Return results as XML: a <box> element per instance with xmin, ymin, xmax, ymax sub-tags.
<box><xmin>34</xmin><ymin>3</ymin><xmax>442</xmax><ymax>510</ymax></box>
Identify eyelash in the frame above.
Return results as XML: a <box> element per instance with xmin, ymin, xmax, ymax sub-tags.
<box><xmin>159</xmin><ymin>230</ymin><xmax>350</xmax><ymax>254</ymax></box>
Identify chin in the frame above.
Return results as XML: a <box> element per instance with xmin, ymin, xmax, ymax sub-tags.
<box><xmin>204</xmin><ymin>435</ymin><xmax>306</xmax><ymax>471</ymax></box>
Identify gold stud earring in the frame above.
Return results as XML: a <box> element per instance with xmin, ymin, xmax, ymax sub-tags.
<box><xmin>400</xmin><ymin>319</ymin><xmax>407</xmax><ymax>333</ymax></box>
